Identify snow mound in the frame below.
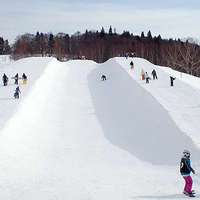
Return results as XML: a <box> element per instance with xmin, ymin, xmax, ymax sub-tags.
<box><xmin>0</xmin><ymin>57</ymin><xmax>200</xmax><ymax>199</ymax></box>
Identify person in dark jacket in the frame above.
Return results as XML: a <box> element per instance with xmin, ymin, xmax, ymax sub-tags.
<box><xmin>170</xmin><ymin>76</ymin><xmax>176</xmax><ymax>86</ymax></box>
<box><xmin>14</xmin><ymin>86</ymin><xmax>21</xmax><ymax>99</ymax></box>
<box><xmin>2</xmin><ymin>73</ymin><xmax>9</xmax><ymax>86</ymax></box>
<box><xmin>22</xmin><ymin>73</ymin><xmax>27</xmax><ymax>84</ymax></box>
<box><xmin>101</xmin><ymin>75</ymin><xmax>106</xmax><ymax>81</ymax></box>
<box><xmin>14</xmin><ymin>73</ymin><xmax>19</xmax><ymax>84</ymax></box>
<box><xmin>151</xmin><ymin>69</ymin><xmax>158</xmax><ymax>79</ymax></box>
<box><xmin>180</xmin><ymin>150</ymin><xmax>195</xmax><ymax>196</ymax></box>
<box><xmin>130</xmin><ymin>61</ymin><xmax>134</xmax><ymax>69</ymax></box>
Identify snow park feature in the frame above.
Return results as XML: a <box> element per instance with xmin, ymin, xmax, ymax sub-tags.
<box><xmin>0</xmin><ymin>56</ymin><xmax>200</xmax><ymax>199</ymax></box>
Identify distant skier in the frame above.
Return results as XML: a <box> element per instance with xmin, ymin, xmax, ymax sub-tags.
<box><xmin>22</xmin><ymin>73</ymin><xmax>27</xmax><ymax>84</ymax></box>
<box><xmin>141</xmin><ymin>69</ymin><xmax>145</xmax><ymax>80</ymax></box>
<box><xmin>151</xmin><ymin>69</ymin><xmax>158</xmax><ymax>80</ymax></box>
<box><xmin>101</xmin><ymin>75</ymin><xmax>107</xmax><ymax>81</ymax></box>
<box><xmin>170</xmin><ymin>76</ymin><xmax>176</xmax><ymax>86</ymax></box>
<box><xmin>180</xmin><ymin>150</ymin><xmax>195</xmax><ymax>197</ymax></box>
<box><xmin>14</xmin><ymin>73</ymin><xmax>19</xmax><ymax>84</ymax></box>
<box><xmin>2</xmin><ymin>73</ymin><xmax>9</xmax><ymax>86</ymax></box>
<box><xmin>130</xmin><ymin>61</ymin><xmax>134</xmax><ymax>69</ymax></box>
<box><xmin>145</xmin><ymin>72</ymin><xmax>150</xmax><ymax>83</ymax></box>
<box><xmin>14</xmin><ymin>86</ymin><xmax>21</xmax><ymax>99</ymax></box>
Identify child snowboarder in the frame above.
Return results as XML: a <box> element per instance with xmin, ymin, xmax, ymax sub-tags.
<box><xmin>130</xmin><ymin>61</ymin><xmax>134</xmax><ymax>69</ymax></box>
<box><xmin>170</xmin><ymin>76</ymin><xmax>176</xmax><ymax>86</ymax></box>
<box><xmin>22</xmin><ymin>73</ymin><xmax>27</xmax><ymax>84</ymax></box>
<box><xmin>180</xmin><ymin>150</ymin><xmax>195</xmax><ymax>197</ymax></box>
<box><xmin>101</xmin><ymin>75</ymin><xmax>106</xmax><ymax>81</ymax></box>
<box><xmin>2</xmin><ymin>73</ymin><xmax>9</xmax><ymax>86</ymax></box>
<box><xmin>14</xmin><ymin>86</ymin><xmax>21</xmax><ymax>99</ymax></box>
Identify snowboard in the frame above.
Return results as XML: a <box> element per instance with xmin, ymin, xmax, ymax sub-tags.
<box><xmin>11</xmin><ymin>77</ymin><xmax>22</xmax><ymax>79</ymax></box>
<box><xmin>183</xmin><ymin>190</ymin><xmax>195</xmax><ymax>197</ymax></box>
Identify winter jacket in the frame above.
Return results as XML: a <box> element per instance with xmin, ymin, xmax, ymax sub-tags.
<box><xmin>145</xmin><ymin>73</ymin><xmax>149</xmax><ymax>79</ymax></box>
<box><xmin>180</xmin><ymin>156</ymin><xmax>195</xmax><ymax>176</ymax></box>
<box><xmin>140</xmin><ymin>70</ymin><xmax>145</xmax><ymax>76</ymax></box>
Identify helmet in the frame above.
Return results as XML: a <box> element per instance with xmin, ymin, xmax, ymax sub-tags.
<box><xmin>183</xmin><ymin>150</ymin><xmax>190</xmax><ymax>157</ymax></box>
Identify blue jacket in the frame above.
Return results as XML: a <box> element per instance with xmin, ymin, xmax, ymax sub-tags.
<box><xmin>180</xmin><ymin>157</ymin><xmax>195</xmax><ymax>176</ymax></box>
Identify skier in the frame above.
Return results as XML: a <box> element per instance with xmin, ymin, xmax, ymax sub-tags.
<box><xmin>151</xmin><ymin>69</ymin><xmax>158</xmax><ymax>80</ymax></box>
<box><xmin>14</xmin><ymin>73</ymin><xmax>19</xmax><ymax>84</ymax></box>
<box><xmin>22</xmin><ymin>73</ymin><xmax>27</xmax><ymax>84</ymax></box>
<box><xmin>170</xmin><ymin>76</ymin><xmax>176</xmax><ymax>86</ymax></box>
<box><xmin>130</xmin><ymin>61</ymin><xmax>134</xmax><ymax>69</ymax></box>
<box><xmin>145</xmin><ymin>72</ymin><xmax>150</xmax><ymax>83</ymax></box>
<box><xmin>180</xmin><ymin>150</ymin><xmax>195</xmax><ymax>197</ymax></box>
<box><xmin>141</xmin><ymin>69</ymin><xmax>145</xmax><ymax>80</ymax></box>
<box><xmin>2</xmin><ymin>73</ymin><xmax>9</xmax><ymax>86</ymax></box>
<box><xmin>14</xmin><ymin>86</ymin><xmax>21</xmax><ymax>99</ymax></box>
<box><xmin>101</xmin><ymin>75</ymin><xmax>106</xmax><ymax>81</ymax></box>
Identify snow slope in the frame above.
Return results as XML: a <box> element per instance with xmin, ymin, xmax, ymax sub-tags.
<box><xmin>0</xmin><ymin>56</ymin><xmax>200</xmax><ymax>199</ymax></box>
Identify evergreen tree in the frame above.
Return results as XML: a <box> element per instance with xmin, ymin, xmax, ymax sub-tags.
<box><xmin>48</xmin><ymin>33</ymin><xmax>54</xmax><ymax>54</ymax></box>
<box><xmin>0</xmin><ymin>37</ymin><xmax>4</xmax><ymax>55</ymax></box>
<box><xmin>147</xmin><ymin>30</ymin><xmax>152</xmax><ymax>39</ymax></box>
<box><xmin>109</xmin><ymin>26</ymin><xmax>113</xmax><ymax>35</ymax></box>
<box><xmin>100</xmin><ymin>27</ymin><xmax>105</xmax><ymax>37</ymax></box>
<box><xmin>4</xmin><ymin>40</ymin><xmax>10</xmax><ymax>54</ymax></box>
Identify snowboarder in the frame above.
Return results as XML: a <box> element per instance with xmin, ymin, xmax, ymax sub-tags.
<box><xmin>101</xmin><ymin>75</ymin><xmax>106</xmax><ymax>81</ymax></box>
<box><xmin>180</xmin><ymin>150</ymin><xmax>195</xmax><ymax>197</ymax></box>
<box><xmin>14</xmin><ymin>73</ymin><xmax>19</xmax><ymax>84</ymax></box>
<box><xmin>170</xmin><ymin>76</ymin><xmax>176</xmax><ymax>86</ymax></box>
<box><xmin>141</xmin><ymin>69</ymin><xmax>145</xmax><ymax>80</ymax></box>
<box><xmin>14</xmin><ymin>86</ymin><xmax>21</xmax><ymax>99</ymax></box>
<box><xmin>151</xmin><ymin>69</ymin><xmax>158</xmax><ymax>80</ymax></box>
<box><xmin>130</xmin><ymin>61</ymin><xmax>134</xmax><ymax>69</ymax></box>
<box><xmin>145</xmin><ymin>72</ymin><xmax>150</xmax><ymax>83</ymax></box>
<box><xmin>22</xmin><ymin>73</ymin><xmax>27</xmax><ymax>84</ymax></box>
<box><xmin>2</xmin><ymin>73</ymin><xmax>9</xmax><ymax>86</ymax></box>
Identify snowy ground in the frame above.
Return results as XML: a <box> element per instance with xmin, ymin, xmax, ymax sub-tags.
<box><xmin>0</xmin><ymin>56</ymin><xmax>200</xmax><ymax>199</ymax></box>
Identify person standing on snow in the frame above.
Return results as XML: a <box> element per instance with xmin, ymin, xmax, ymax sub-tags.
<box><xmin>151</xmin><ymin>69</ymin><xmax>158</xmax><ymax>80</ymax></box>
<box><xmin>180</xmin><ymin>150</ymin><xmax>195</xmax><ymax>197</ymax></box>
<box><xmin>145</xmin><ymin>72</ymin><xmax>150</xmax><ymax>83</ymax></box>
<box><xmin>2</xmin><ymin>73</ymin><xmax>9</xmax><ymax>86</ymax></box>
<box><xmin>141</xmin><ymin>69</ymin><xmax>145</xmax><ymax>80</ymax></box>
<box><xmin>14</xmin><ymin>73</ymin><xmax>19</xmax><ymax>84</ymax></box>
<box><xmin>14</xmin><ymin>86</ymin><xmax>21</xmax><ymax>99</ymax></box>
<box><xmin>22</xmin><ymin>73</ymin><xmax>27</xmax><ymax>84</ymax></box>
<box><xmin>170</xmin><ymin>76</ymin><xmax>176</xmax><ymax>86</ymax></box>
<box><xmin>130</xmin><ymin>61</ymin><xmax>134</xmax><ymax>69</ymax></box>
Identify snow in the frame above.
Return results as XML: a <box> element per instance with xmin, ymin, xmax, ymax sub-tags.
<box><xmin>0</xmin><ymin>56</ymin><xmax>200</xmax><ymax>199</ymax></box>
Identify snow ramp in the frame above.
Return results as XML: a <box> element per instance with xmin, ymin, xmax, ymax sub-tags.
<box><xmin>88</xmin><ymin>58</ymin><xmax>199</xmax><ymax>165</ymax></box>
<box><xmin>0</xmin><ymin>57</ymin><xmax>199</xmax><ymax>199</ymax></box>
<box><xmin>0</xmin><ymin>57</ymin><xmax>55</xmax><ymax>130</ymax></box>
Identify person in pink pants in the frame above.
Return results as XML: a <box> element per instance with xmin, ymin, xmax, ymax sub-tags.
<box><xmin>180</xmin><ymin>150</ymin><xmax>195</xmax><ymax>196</ymax></box>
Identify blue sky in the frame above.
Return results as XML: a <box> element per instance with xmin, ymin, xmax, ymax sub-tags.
<box><xmin>1</xmin><ymin>0</ymin><xmax>200</xmax><ymax>44</ymax></box>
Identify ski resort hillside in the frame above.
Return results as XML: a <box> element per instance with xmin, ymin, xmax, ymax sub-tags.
<box><xmin>0</xmin><ymin>56</ymin><xmax>200</xmax><ymax>199</ymax></box>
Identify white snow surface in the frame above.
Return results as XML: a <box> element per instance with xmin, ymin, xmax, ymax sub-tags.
<box><xmin>0</xmin><ymin>56</ymin><xmax>200</xmax><ymax>199</ymax></box>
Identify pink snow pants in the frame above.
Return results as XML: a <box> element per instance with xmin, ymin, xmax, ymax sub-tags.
<box><xmin>183</xmin><ymin>175</ymin><xmax>193</xmax><ymax>193</ymax></box>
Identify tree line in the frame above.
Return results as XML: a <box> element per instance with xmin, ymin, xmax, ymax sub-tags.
<box><xmin>1</xmin><ymin>27</ymin><xmax>200</xmax><ymax>77</ymax></box>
